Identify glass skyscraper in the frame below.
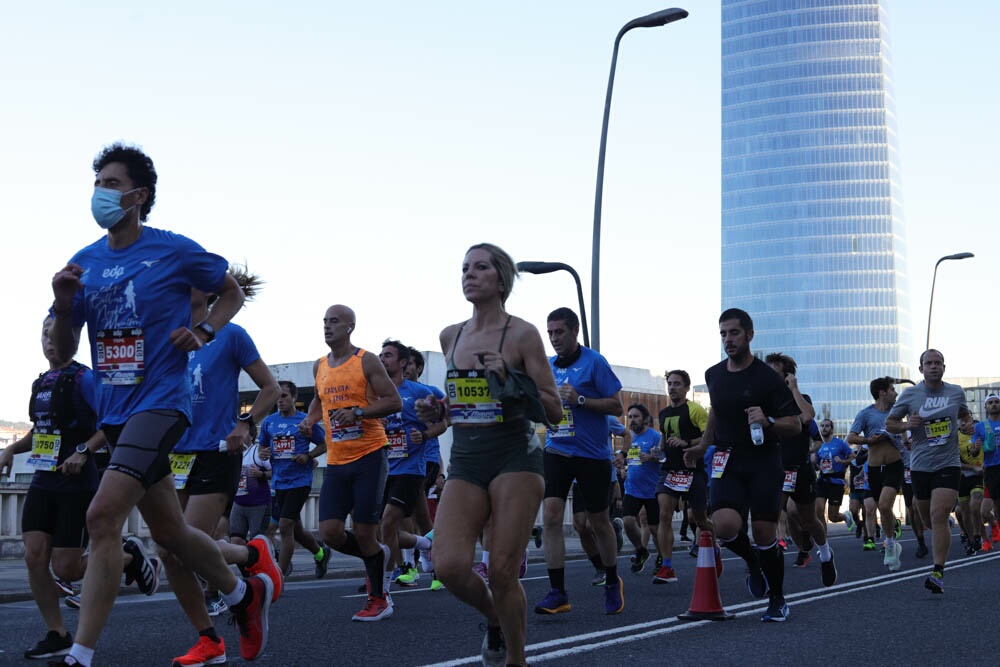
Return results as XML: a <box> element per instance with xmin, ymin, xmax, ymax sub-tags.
<box><xmin>721</xmin><ymin>0</ymin><xmax>912</xmax><ymax>424</ymax></box>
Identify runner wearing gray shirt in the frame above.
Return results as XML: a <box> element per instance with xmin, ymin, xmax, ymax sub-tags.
<box><xmin>886</xmin><ymin>349</ymin><xmax>973</xmax><ymax>594</ymax></box>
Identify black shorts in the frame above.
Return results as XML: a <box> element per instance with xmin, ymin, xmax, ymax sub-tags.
<box><xmin>104</xmin><ymin>410</ymin><xmax>189</xmax><ymax>489</ymax></box>
<box><xmin>782</xmin><ymin>462</ymin><xmax>817</xmax><ymax>505</ymax></box>
<box><xmin>423</xmin><ymin>461</ymin><xmax>441</xmax><ymax>494</ymax></box>
<box><xmin>985</xmin><ymin>466</ymin><xmax>1000</xmax><ymax>502</ymax></box>
<box><xmin>384</xmin><ymin>474</ymin><xmax>425</xmax><ymax>517</ymax></box>
<box><xmin>544</xmin><ymin>450</ymin><xmax>613</xmax><ymax>514</ymax></box>
<box><xmin>621</xmin><ymin>494</ymin><xmax>660</xmax><ymax>525</ymax></box>
<box><xmin>571</xmin><ymin>480</ymin><xmax>615</xmax><ymax>515</ymax></box>
<box><xmin>910</xmin><ymin>467</ymin><xmax>961</xmax><ymax>501</ymax></box>
<box><xmin>867</xmin><ymin>459</ymin><xmax>904</xmax><ymax>498</ymax></box>
<box><xmin>958</xmin><ymin>474</ymin><xmax>984</xmax><ymax>501</ymax></box>
<box><xmin>709</xmin><ymin>447</ymin><xmax>783</xmax><ymax>523</ymax></box>
<box><xmin>181</xmin><ymin>450</ymin><xmax>242</xmax><ymax>498</ymax></box>
<box><xmin>903</xmin><ymin>483</ymin><xmax>914</xmax><ymax>507</ymax></box>
<box><xmin>21</xmin><ymin>488</ymin><xmax>93</xmax><ymax>549</ymax></box>
<box><xmin>815</xmin><ymin>476</ymin><xmax>846</xmax><ymax>503</ymax></box>
<box><xmin>319</xmin><ymin>448</ymin><xmax>388</xmax><ymax>525</ymax></box>
<box><xmin>655</xmin><ymin>469</ymin><xmax>709</xmax><ymax>513</ymax></box>
<box><xmin>274</xmin><ymin>486</ymin><xmax>312</xmax><ymax>521</ymax></box>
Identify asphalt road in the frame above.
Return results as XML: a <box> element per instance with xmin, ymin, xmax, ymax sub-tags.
<box><xmin>0</xmin><ymin>528</ymin><xmax>995</xmax><ymax>666</ymax></box>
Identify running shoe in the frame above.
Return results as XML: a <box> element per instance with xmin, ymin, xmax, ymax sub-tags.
<box><xmin>777</xmin><ymin>538</ymin><xmax>787</xmax><ymax>552</ymax></box>
<box><xmin>862</xmin><ymin>537</ymin><xmax>876</xmax><ymax>551</ymax></box>
<box><xmin>230</xmin><ymin>574</ymin><xmax>273</xmax><ymax>660</ymax></box>
<box><xmin>894</xmin><ymin>518</ymin><xmax>902</xmax><ymax>539</ymax></box>
<box><xmin>844</xmin><ymin>512</ymin><xmax>855</xmax><ymax>533</ymax></box>
<box><xmin>914</xmin><ymin>541</ymin><xmax>929</xmax><ymax>559</ymax></box>
<box><xmin>390</xmin><ymin>566</ymin><xmax>404</xmax><ymax>583</ymax></box>
<box><xmin>481</xmin><ymin>625</ymin><xmax>506</xmax><ymax>667</ymax></box>
<box><xmin>53</xmin><ymin>576</ymin><xmax>74</xmax><ymax>597</ymax></box>
<box><xmin>688</xmin><ymin>542</ymin><xmax>698</xmax><ymax>558</ymax></box>
<box><xmin>652</xmin><ymin>565</ymin><xmax>678</xmax><ymax>584</ymax></box>
<box><xmin>613</xmin><ymin>517</ymin><xmax>625</xmax><ymax>554</ymax></box>
<box><xmin>761</xmin><ymin>596</ymin><xmax>789</xmax><ymax>622</ymax></box>
<box><xmin>429</xmin><ymin>579</ymin><xmax>445</xmax><ymax>591</ymax></box>
<box><xmin>534</xmin><ymin>588</ymin><xmax>571</xmax><ymax>614</ymax></box>
<box><xmin>821</xmin><ymin>548</ymin><xmax>837</xmax><ymax>587</ymax></box>
<box><xmin>974</xmin><ymin>535</ymin><xmax>983</xmax><ymax>553</ymax></box>
<box><xmin>247</xmin><ymin>534</ymin><xmax>283</xmax><ymax>602</ymax></box>
<box><xmin>884</xmin><ymin>542</ymin><xmax>902</xmax><ymax>571</ymax></box>
<box><xmin>44</xmin><ymin>657</ymin><xmax>81</xmax><ymax>666</ymax></box>
<box><xmin>965</xmin><ymin>542</ymin><xmax>976</xmax><ymax>557</ymax></box>
<box><xmin>532</xmin><ymin>525</ymin><xmax>543</xmax><ymax>549</ymax></box>
<box><xmin>206</xmin><ymin>593</ymin><xmax>228</xmax><ymax>617</ymax></box>
<box><xmin>679</xmin><ymin>533</ymin><xmax>692</xmax><ymax>542</ymax></box>
<box><xmin>855</xmin><ymin>524</ymin><xmax>863</xmax><ymax>539</ymax></box>
<box><xmin>419</xmin><ymin>547</ymin><xmax>434</xmax><ymax>573</ymax></box>
<box><xmin>24</xmin><ymin>630</ymin><xmax>72</xmax><ymax>660</ymax></box>
<box><xmin>746</xmin><ymin>561</ymin><xmax>769</xmax><ymax>598</ymax></box>
<box><xmin>982</xmin><ymin>536</ymin><xmax>993</xmax><ymax>552</ymax></box>
<box><xmin>472</xmin><ymin>562</ymin><xmax>488</xmax><ymax>582</ymax></box>
<box><xmin>630</xmin><ymin>549</ymin><xmax>650</xmax><ymax>574</ymax></box>
<box><xmin>794</xmin><ymin>551</ymin><xmax>811</xmax><ymax>568</ymax></box>
<box><xmin>991</xmin><ymin>523</ymin><xmax>1000</xmax><ymax>543</ymax></box>
<box><xmin>396</xmin><ymin>563</ymin><xmax>420</xmax><ymax>587</ymax></box>
<box><xmin>172</xmin><ymin>635</ymin><xmax>226</xmax><ymax>666</ymax></box>
<box><xmin>352</xmin><ymin>593</ymin><xmax>393</xmax><ymax>622</ymax></box>
<box><xmin>961</xmin><ymin>533</ymin><xmax>969</xmax><ymax>546</ymax></box>
<box><xmin>64</xmin><ymin>594</ymin><xmax>81</xmax><ymax>610</ymax></box>
<box><xmin>590</xmin><ymin>569</ymin><xmax>606</xmax><ymax>586</ymax></box>
<box><xmin>924</xmin><ymin>570</ymin><xmax>944</xmax><ymax>594</ymax></box>
<box><xmin>314</xmin><ymin>544</ymin><xmax>331</xmax><ymax>579</ymax></box>
<box><xmin>122</xmin><ymin>536</ymin><xmax>160</xmax><ymax>596</ymax></box>
<box><xmin>603</xmin><ymin>576</ymin><xmax>624</xmax><ymax>615</ymax></box>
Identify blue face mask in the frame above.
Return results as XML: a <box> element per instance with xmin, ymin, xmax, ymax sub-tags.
<box><xmin>91</xmin><ymin>186</ymin><xmax>140</xmax><ymax>229</ymax></box>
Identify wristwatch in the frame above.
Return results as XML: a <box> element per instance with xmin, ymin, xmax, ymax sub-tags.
<box><xmin>193</xmin><ymin>321</ymin><xmax>216</xmax><ymax>342</ymax></box>
<box><xmin>576</xmin><ymin>395</ymin><xmax>586</xmax><ymax>406</ymax></box>
<box><xmin>353</xmin><ymin>407</ymin><xmax>365</xmax><ymax>419</ymax></box>
<box><xmin>75</xmin><ymin>443</ymin><xmax>90</xmax><ymax>456</ymax></box>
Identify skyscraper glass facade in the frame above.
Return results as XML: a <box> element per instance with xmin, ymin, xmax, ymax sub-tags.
<box><xmin>721</xmin><ymin>0</ymin><xmax>912</xmax><ymax>425</ymax></box>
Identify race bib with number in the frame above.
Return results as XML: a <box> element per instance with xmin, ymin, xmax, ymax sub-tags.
<box><xmin>664</xmin><ymin>470</ymin><xmax>694</xmax><ymax>492</ymax></box>
<box><xmin>169</xmin><ymin>453</ymin><xmax>197</xmax><ymax>490</ymax></box>
<box><xmin>27</xmin><ymin>432</ymin><xmax>60</xmax><ymax>472</ymax></box>
<box><xmin>782</xmin><ymin>469</ymin><xmax>798</xmax><ymax>493</ymax></box>
<box><xmin>853</xmin><ymin>471</ymin><xmax>866</xmax><ymax>490</ymax></box>
<box><xmin>327</xmin><ymin>411</ymin><xmax>363</xmax><ymax>442</ymax></box>
<box><xmin>819</xmin><ymin>459</ymin><xmax>833</xmax><ymax>474</ymax></box>
<box><xmin>711</xmin><ymin>450</ymin><xmax>731</xmax><ymax>479</ymax></box>
<box><xmin>272</xmin><ymin>435</ymin><xmax>296</xmax><ymax>460</ymax></box>
<box><xmin>627</xmin><ymin>446</ymin><xmax>641</xmax><ymax>467</ymax></box>
<box><xmin>904</xmin><ymin>467</ymin><xmax>911</xmax><ymax>485</ymax></box>
<box><xmin>446</xmin><ymin>370</ymin><xmax>502</xmax><ymax>424</ymax></box>
<box><xmin>548</xmin><ymin>404</ymin><xmax>576</xmax><ymax>439</ymax></box>
<box><xmin>236</xmin><ymin>467</ymin><xmax>249</xmax><ymax>496</ymax></box>
<box><xmin>96</xmin><ymin>327</ymin><xmax>145</xmax><ymax>385</ymax></box>
<box><xmin>387</xmin><ymin>429</ymin><xmax>408</xmax><ymax>459</ymax></box>
<box><xmin>924</xmin><ymin>418</ymin><xmax>951</xmax><ymax>446</ymax></box>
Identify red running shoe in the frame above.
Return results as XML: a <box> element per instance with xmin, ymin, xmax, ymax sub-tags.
<box><xmin>352</xmin><ymin>594</ymin><xmax>393</xmax><ymax>622</ymax></box>
<box><xmin>172</xmin><ymin>635</ymin><xmax>226</xmax><ymax>666</ymax></box>
<box><xmin>247</xmin><ymin>535</ymin><xmax>283</xmax><ymax>602</ymax></box>
<box><xmin>230</xmin><ymin>574</ymin><xmax>273</xmax><ymax>661</ymax></box>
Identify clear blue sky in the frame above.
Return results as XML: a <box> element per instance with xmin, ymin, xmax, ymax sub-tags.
<box><xmin>1</xmin><ymin>1</ymin><xmax>996</xmax><ymax>421</ymax></box>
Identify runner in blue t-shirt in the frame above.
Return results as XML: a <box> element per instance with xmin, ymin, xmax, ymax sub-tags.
<box><xmin>378</xmin><ymin>341</ymin><xmax>447</xmax><ymax>591</ymax></box>
<box><xmin>536</xmin><ymin>307</ymin><xmax>624</xmax><ymax>617</ymax></box>
<box><xmin>258</xmin><ymin>380</ymin><xmax>328</xmax><ymax>580</ymax></box>
<box><xmin>49</xmin><ymin>144</ymin><xmax>273</xmax><ymax>666</ymax></box>
<box><xmin>620</xmin><ymin>405</ymin><xmax>661</xmax><ymax>574</ymax></box>
<box><xmin>812</xmin><ymin>418</ymin><xmax>855</xmax><ymax>527</ymax></box>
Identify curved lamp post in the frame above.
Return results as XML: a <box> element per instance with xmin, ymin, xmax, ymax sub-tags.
<box><xmin>926</xmin><ymin>252</ymin><xmax>974</xmax><ymax>350</ymax></box>
<box><xmin>517</xmin><ymin>261</ymin><xmax>590</xmax><ymax>348</ymax></box>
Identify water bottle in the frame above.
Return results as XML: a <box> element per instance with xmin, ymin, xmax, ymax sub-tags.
<box><xmin>750</xmin><ymin>422</ymin><xmax>765</xmax><ymax>446</ymax></box>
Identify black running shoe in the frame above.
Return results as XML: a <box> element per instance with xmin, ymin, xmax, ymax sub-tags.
<box><xmin>914</xmin><ymin>542</ymin><xmax>929</xmax><ymax>559</ymax></box>
<box><xmin>314</xmin><ymin>544</ymin><xmax>332</xmax><ymax>579</ymax></box>
<box><xmin>25</xmin><ymin>630</ymin><xmax>71</xmax><ymax>660</ymax></box>
<box><xmin>746</xmin><ymin>561</ymin><xmax>769</xmax><ymax>598</ymax></box>
<box><xmin>122</xmin><ymin>536</ymin><xmax>160</xmax><ymax>596</ymax></box>
<box><xmin>821</xmin><ymin>549</ymin><xmax>837</xmax><ymax>587</ymax></box>
<box><xmin>761</xmin><ymin>596</ymin><xmax>789</xmax><ymax>622</ymax></box>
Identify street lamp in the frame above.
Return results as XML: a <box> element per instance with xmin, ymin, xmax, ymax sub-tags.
<box><xmin>926</xmin><ymin>252</ymin><xmax>974</xmax><ymax>350</ymax></box>
<box><xmin>591</xmin><ymin>7</ymin><xmax>688</xmax><ymax>352</ymax></box>
<box><xmin>517</xmin><ymin>261</ymin><xmax>590</xmax><ymax>348</ymax></box>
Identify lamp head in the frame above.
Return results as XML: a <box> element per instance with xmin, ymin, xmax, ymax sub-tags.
<box><xmin>516</xmin><ymin>261</ymin><xmax>563</xmax><ymax>276</ymax></box>
<box><xmin>624</xmin><ymin>8</ymin><xmax>689</xmax><ymax>31</ymax></box>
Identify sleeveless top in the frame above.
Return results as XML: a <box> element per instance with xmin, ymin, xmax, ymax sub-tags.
<box><xmin>315</xmin><ymin>348</ymin><xmax>388</xmax><ymax>465</ymax></box>
<box><xmin>446</xmin><ymin>316</ymin><xmax>529</xmax><ymax>425</ymax></box>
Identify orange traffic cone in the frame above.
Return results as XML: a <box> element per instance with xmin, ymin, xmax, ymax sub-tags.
<box><xmin>677</xmin><ymin>530</ymin><xmax>735</xmax><ymax>621</ymax></box>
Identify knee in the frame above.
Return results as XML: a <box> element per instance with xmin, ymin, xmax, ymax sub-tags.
<box><xmin>434</xmin><ymin>554</ymin><xmax>470</xmax><ymax>587</ymax></box>
<box><xmin>278</xmin><ymin>519</ymin><xmax>295</xmax><ymax>537</ymax></box>
<box><xmin>319</xmin><ymin>525</ymin><xmax>344</xmax><ymax>547</ymax></box>
<box><xmin>23</xmin><ymin>544</ymin><xmax>50</xmax><ymax>573</ymax></box>
<box><xmin>543</xmin><ymin>504</ymin><xmax>563</xmax><ymax>528</ymax></box>
<box><xmin>85</xmin><ymin>503</ymin><xmax>124</xmax><ymax>542</ymax></box>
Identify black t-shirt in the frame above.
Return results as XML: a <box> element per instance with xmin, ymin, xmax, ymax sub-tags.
<box><xmin>658</xmin><ymin>402</ymin><xmax>706</xmax><ymax>470</ymax></box>
<box><xmin>780</xmin><ymin>394</ymin><xmax>813</xmax><ymax>469</ymax></box>
<box><xmin>704</xmin><ymin>357</ymin><xmax>800</xmax><ymax>450</ymax></box>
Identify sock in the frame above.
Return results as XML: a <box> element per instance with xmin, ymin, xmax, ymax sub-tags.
<box><xmin>588</xmin><ymin>554</ymin><xmax>603</xmax><ymax>569</ymax></box>
<box><xmin>414</xmin><ymin>535</ymin><xmax>432</xmax><ymax>551</ymax></box>
<box><xmin>337</xmin><ymin>531</ymin><xmax>363</xmax><ymax>558</ymax></box>
<box><xmin>604</xmin><ymin>562</ymin><xmax>618</xmax><ymax>584</ymax></box>
<box><xmin>757</xmin><ymin>541</ymin><xmax>784</xmax><ymax>597</ymax></box>
<box><xmin>481</xmin><ymin>550</ymin><xmax>490</xmax><ymax>568</ymax></box>
<box><xmin>933</xmin><ymin>563</ymin><xmax>944</xmax><ymax>575</ymax></box>
<box><xmin>403</xmin><ymin>548</ymin><xmax>414</xmax><ymax>566</ymax></box>
<box><xmin>548</xmin><ymin>567</ymin><xmax>566</xmax><ymax>592</ymax></box>
<box><xmin>885</xmin><ymin>537</ymin><xmax>896</xmax><ymax>548</ymax></box>
<box><xmin>222</xmin><ymin>578</ymin><xmax>249</xmax><ymax>608</ymax></box>
<box><xmin>720</xmin><ymin>530</ymin><xmax>754</xmax><ymax>563</ymax></box>
<box><xmin>245</xmin><ymin>545</ymin><xmax>259</xmax><ymax>568</ymax></box>
<box><xmin>363</xmin><ymin>549</ymin><xmax>385</xmax><ymax>597</ymax></box>
<box><xmin>663</xmin><ymin>557</ymin><xmax>672</xmax><ymax>569</ymax></box>
<box><xmin>313</xmin><ymin>545</ymin><xmax>325</xmax><ymax>562</ymax></box>
<box><xmin>198</xmin><ymin>627</ymin><xmax>221</xmax><ymax>643</ymax></box>
<box><xmin>68</xmin><ymin>644</ymin><xmax>94</xmax><ymax>666</ymax></box>
<box><xmin>817</xmin><ymin>542</ymin><xmax>832</xmax><ymax>562</ymax></box>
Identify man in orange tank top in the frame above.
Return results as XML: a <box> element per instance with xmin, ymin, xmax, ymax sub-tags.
<box><xmin>301</xmin><ymin>304</ymin><xmax>401</xmax><ymax>621</ymax></box>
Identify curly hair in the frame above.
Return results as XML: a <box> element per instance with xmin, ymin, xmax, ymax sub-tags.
<box><xmin>92</xmin><ymin>143</ymin><xmax>157</xmax><ymax>221</ymax></box>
